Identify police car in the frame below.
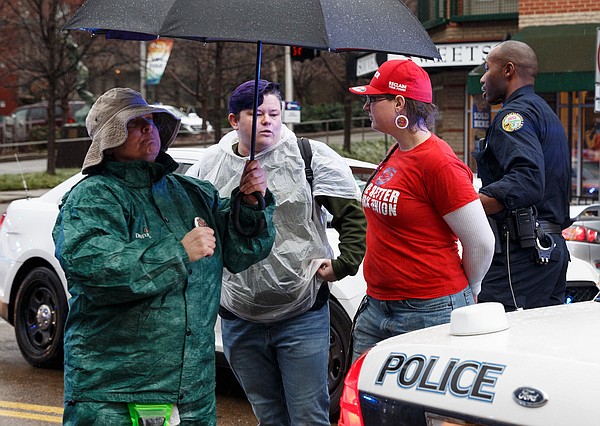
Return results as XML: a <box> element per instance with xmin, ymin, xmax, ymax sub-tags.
<box><xmin>339</xmin><ymin>300</ymin><xmax>600</xmax><ymax>425</ymax></box>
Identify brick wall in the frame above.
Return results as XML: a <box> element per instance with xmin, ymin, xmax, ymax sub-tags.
<box><xmin>519</xmin><ymin>0</ymin><xmax>600</xmax><ymax>27</ymax></box>
<box><xmin>520</xmin><ymin>12</ymin><xmax>600</xmax><ymax>27</ymax></box>
<box><xmin>519</xmin><ymin>0</ymin><xmax>600</xmax><ymax>15</ymax></box>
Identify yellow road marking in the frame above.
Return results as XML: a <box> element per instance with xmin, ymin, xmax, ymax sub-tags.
<box><xmin>0</xmin><ymin>401</ymin><xmax>63</xmax><ymax>423</ymax></box>
<box><xmin>0</xmin><ymin>409</ymin><xmax>62</xmax><ymax>423</ymax></box>
<box><xmin>0</xmin><ymin>401</ymin><xmax>62</xmax><ymax>414</ymax></box>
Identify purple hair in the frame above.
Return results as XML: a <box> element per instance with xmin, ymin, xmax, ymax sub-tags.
<box><xmin>229</xmin><ymin>79</ymin><xmax>282</xmax><ymax>116</ymax></box>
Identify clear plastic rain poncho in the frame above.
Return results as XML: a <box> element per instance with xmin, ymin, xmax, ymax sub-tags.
<box><xmin>187</xmin><ymin>124</ymin><xmax>360</xmax><ymax>322</ymax></box>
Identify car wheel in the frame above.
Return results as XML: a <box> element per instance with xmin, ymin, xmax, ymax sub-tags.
<box><xmin>14</xmin><ymin>267</ymin><xmax>67</xmax><ymax>369</ymax></box>
<box><xmin>328</xmin><ymin>299</ymin><xmax>352</xmax><ymax>422</ymax></box>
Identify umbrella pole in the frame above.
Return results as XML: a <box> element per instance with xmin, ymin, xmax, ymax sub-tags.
<box><xmin>250</xmin><ymin>40</ymin><xmax>263</xmax><ymax>161</ymax></box>
<box><xmin>231</xmin><ymin>40</ymin><xmax>266</xmax><ymax>238</ymax></box>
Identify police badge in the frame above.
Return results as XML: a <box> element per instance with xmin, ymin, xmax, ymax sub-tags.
<box><xmin>501</xmin><ymin>112</ymin><xmax>524</xmax><ymax>132</ymax></box>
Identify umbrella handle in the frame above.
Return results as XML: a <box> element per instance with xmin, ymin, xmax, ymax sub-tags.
<box><xmin>232</xmin><ymin>191</ymin><xmax>266</xmax><ymax>237</ymax></box>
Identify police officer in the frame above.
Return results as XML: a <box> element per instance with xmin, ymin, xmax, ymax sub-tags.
<box><xmin>473</xmin><ymin>40</ymin><xmax>571</xmax><ymax>311</ymax></box>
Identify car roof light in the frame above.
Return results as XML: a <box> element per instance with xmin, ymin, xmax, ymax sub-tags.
<box><xmin>450</xmin><ymin>302</ymin><xmax>509</xmax><ymax>336</ymax></box>
<box><xmin>339</xmin><ymin>351</ymin><xmax>368</xmax><ymax>426</ymax></box>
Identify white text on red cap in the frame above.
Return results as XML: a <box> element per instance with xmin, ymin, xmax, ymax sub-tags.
<box><xmin>389</xmin><ymin>82</ymin><xmax>407</xmax><ymax>92</ymax></box>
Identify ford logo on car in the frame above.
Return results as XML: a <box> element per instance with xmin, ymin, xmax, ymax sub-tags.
<box><xmin>512</xmin><ymin>387</ymin><xmax>548</xmax><ymax>408</ymax></box>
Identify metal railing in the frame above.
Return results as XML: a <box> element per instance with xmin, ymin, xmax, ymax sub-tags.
<box><xmin>450</xmin><ymin>0</ymin><xmax>517</xmax><ymax>21</ymax></box>
<box><xmin>416</xmin><ymin>0</ymin><xmax>517</xmax><ymax>28</ymax></box>
<box><xmin>0</xmin><ymin>117</ymin><xmax>383</xmax><ymax>160</ymax></box>
<box><xmin>418</xmin><ymin>0</ymin><xmax>447</xmax><ymax>29</ymax></box>
<box><xmin>292</xmin><ymin>116</ymin><xmax>375</xmax><ymax>144</ymax></box>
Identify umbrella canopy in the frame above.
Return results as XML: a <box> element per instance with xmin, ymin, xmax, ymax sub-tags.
<box><xmin>65</xmin><ymin>0</ymin><xmax>441</xmax><ymax>60</ymax></box>
<box><xmin>65</xmin><ymin>0</ymin><xmax>440</xmax><ymax>235</ymax></box>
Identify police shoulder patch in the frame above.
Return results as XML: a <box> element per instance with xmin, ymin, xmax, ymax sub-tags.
<box><xmin>501</xmin><ymin>112</ymin><xmax>524</xmax><ymax>132</ymax></box>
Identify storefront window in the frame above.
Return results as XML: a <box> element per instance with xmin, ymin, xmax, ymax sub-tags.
<box><xmin>562</xmin><ymin>91</ymin><xmax>598</xmax><ymax>203</ymax></box>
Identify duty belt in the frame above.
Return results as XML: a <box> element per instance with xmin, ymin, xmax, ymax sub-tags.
<box><xmin>536</xmin><ymin>220</ymin><xmax>562</xmax><ymax>234</ymax></box>
<box><xmin>504</xmin><ymin>218</ymin><xmax>560</xmax><ymax>265</ymax></box>
<box><xmin>501</xmin><ymin>218</ymin><xmax>562</xmax><ymax>238</ymax></box>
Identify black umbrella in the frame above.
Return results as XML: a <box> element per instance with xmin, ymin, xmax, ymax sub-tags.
<box><xmin>64</xmin><ymin>0</ymin><xmax>441</xmax><ymax>235</ymax></box>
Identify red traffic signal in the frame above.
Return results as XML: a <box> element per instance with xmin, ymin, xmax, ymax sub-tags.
<box><xmin>291</xmin><ymin>46</ymin><xmax>318</xmax><ymax>61</ymax></box>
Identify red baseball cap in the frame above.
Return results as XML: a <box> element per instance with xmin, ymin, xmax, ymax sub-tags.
<box><xmin>349</xmin><ymin>59</ymin><xmax>432</xmax><ymax>103</ymax></box>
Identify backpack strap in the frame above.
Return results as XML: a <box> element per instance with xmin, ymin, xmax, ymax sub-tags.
<box><xmin>297</xmin><ymin>137</ymin><xmax>314</xmax><ymax>188</ymax></box>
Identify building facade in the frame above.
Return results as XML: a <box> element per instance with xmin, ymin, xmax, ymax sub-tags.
<box><xmin>358</xmin><ymin>0</ymin><xmax>599</xmax><ymax>202</ymax></box>
<box><xmin>430</xmin><ymin>0</ymin><xmax>600</xmax><ymax>203</ymax></box>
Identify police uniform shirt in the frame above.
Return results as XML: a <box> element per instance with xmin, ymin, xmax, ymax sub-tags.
<box><xmin>473</xmin><ymin>85</ymin><xmax>570</xmax><ymax>228</ymax></box>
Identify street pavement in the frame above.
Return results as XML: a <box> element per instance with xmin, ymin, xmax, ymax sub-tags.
<box><xmin>0</xmin><ymin>158</ymin><xmax>47</xmax><ymax>174</ymax></box>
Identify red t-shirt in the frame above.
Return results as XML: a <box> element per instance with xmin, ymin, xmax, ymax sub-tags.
<box><xmin>362</xmin><ymin>134</ymin><xmax>477</xmax><ymax>300</ymax></box>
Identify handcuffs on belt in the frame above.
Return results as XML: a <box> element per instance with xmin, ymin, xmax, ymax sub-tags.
<box><xmin>507</xmin><ymin>207</ymin><xmax>556</xmax><ymax>265</ymax></box>
<box><xmin>534</xmin><ymin>226</ymin><xmax>555</xmax><ymax>265</ymax></box>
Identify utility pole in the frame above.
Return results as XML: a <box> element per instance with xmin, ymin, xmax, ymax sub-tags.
<box><xmin>140</xmin><ymin>42</ymin><xmax>146</xmax><ymax>99</ymax></box>
<box><xmin>284</xmin><ymin>46</ymin><xmax>294</xmax><ymax>131</ymax></box>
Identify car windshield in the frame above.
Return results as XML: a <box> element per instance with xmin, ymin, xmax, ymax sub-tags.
<box><xmin>353</xmin><ymin>171</ymin><xmax>373</xmax><ymax>192</ymax></box>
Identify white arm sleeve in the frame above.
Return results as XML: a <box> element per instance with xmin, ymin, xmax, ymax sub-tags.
<box><xmin>443</xmin><ymin>199</ymin><xmax>495</xmax><ymax>297</ymax></box>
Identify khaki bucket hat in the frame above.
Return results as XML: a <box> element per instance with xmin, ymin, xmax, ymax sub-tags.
<box><xmin>82</xmin><ymin>87</ymin><xmax>181</xmax><ymax>174</ymax></box>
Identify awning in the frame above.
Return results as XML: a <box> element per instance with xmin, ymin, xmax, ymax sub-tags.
<box><xmin>467</xmin><ymin>24</ymin><xmax>598</xmax><ymax>94</ymax></box>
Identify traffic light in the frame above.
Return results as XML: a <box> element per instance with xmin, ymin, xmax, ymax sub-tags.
<box><xmin>290</xmin><ymin>46</ymin><xmax>319</xmax><ymax>62</ymax></box>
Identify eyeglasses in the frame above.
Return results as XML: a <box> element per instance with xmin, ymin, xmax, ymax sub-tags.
<box><xmin>365</xmin><ymin>95</ymin><xmax>391</xmax><ymax>105</ymax></box>
<box><xmin>127</xmin><ymin>115</ymin><xmax>155</xmax><ymax>130</ymax></box>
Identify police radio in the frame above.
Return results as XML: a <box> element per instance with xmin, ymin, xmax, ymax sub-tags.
<box><xmin>512</xmin><ymin>207</ymin><xmax>536</xmax><ymax>248</ymax></box>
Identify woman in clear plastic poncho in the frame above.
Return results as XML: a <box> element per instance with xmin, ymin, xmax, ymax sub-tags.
<box><xmin>186</xmin><ymin>79</ymin><xmax>366</xmax><ymax>425</ymax></box>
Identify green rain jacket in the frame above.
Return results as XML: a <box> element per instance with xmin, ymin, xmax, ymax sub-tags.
<box><xmin>52</xmin><ymin>152</ymin><xmax>275</xmax><ymax>405</ymax></box>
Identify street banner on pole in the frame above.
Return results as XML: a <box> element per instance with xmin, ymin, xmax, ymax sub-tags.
<box><xmin>146</xmin><ymin>39</ymin><xmax>174</xmax><ymax>86</ymax></box>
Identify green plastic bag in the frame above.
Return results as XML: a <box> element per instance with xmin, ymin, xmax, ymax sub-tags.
<box><xmin>128</xmin><ymin>403</ymin><xmax>173</xmax><ymax>426</ymax></box>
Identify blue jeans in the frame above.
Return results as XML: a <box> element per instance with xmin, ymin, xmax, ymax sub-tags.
<box><xmin>221</xmin><ymin>304</ymin><xmax>331</xmax><ymax>426</ymax></box>
<box><xmin>351</xmin><ymin>286</ymin><xmax>474</xmax><ymax>362</ymax></box>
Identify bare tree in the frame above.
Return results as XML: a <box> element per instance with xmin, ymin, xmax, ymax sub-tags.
<box><xmin>164</xmin><ymin>40</ymin><xmax>228</xmax><ymax>143</ymax></box>
<box><xmin>166</xmin><ymin>41</ymin><xmax>285</xmax><ymax>144</ymax></box>
<box><xmin>0</xmin><ymin>0</ymin><xmax>137</xmax><ymax>173</ymax></box>
<box><xmin>0</xmin><ymin>0</ymin><xmax>80</xmax><ymax>173</ymax></box>
<box><xmin>302</xmin><ymin>52</ymin><xmax>357</xmax><ymax>153</ymax></box>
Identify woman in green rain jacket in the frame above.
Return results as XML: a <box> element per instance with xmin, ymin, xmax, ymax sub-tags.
<box><xmin>52</xmin><ymin>88</ymin><xmax>275</xmax><ymax>426</ymax></box>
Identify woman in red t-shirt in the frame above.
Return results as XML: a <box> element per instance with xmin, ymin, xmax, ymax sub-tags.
<box><xmin>348</xmin><ymin>60</ymin><xmax>495</xmax><ymax>361</ymax></box>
